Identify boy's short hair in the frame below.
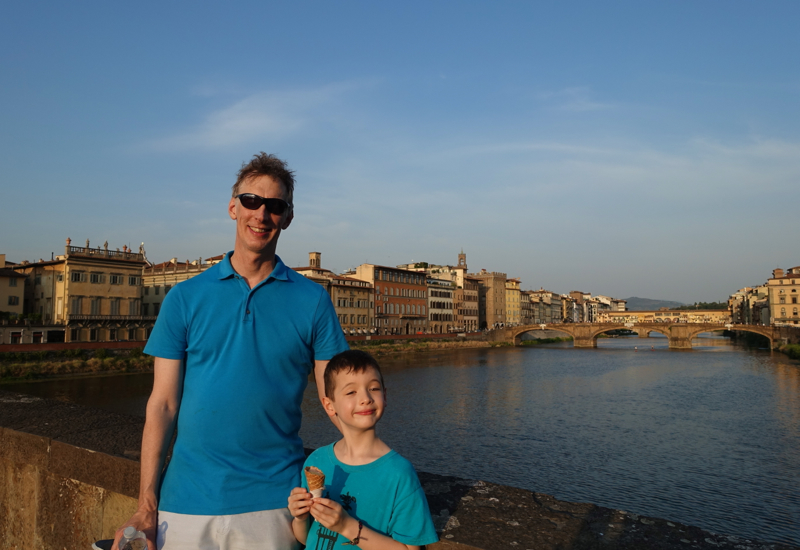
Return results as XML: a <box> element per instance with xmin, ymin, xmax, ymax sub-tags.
<box><xmin>324</xmin><ymin>350</ymin><xmax>384</xmax><ymax>399</ymax></box>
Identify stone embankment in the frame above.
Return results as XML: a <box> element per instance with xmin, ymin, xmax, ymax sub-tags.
<box><xmin>0</xmin><ymin>337</ymin><xmax>501</xmax><ymax>382</ymax></box>
<box><xmin>1</xmin><ymin>389</ymin><xmax>796</xmax><ymax>550</ymax></box>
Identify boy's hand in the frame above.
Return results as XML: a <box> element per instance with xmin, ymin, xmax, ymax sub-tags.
<box><xmin>310</xmin><ymin>498</ymin><xmax>357</xmax><ymax>538</ymax></box>
<box><xmin>288</xmin><ymin>487</ymin><xmax>313</xmax><ymax>521</ymax></box>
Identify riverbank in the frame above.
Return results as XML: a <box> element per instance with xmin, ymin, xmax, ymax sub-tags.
<box><xmin>0</xmin><ymin>339</ymin><xmax>504</xmax><ymax>382</ymax></box>
<box><xmin>1</xmin><ymin>388</ymin><xmax>796</xmax><ymax>550</ymax></box>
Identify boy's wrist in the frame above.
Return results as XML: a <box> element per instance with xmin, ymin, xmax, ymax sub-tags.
<box><xmin>342</xmin><ymin>516</ymin><xmax>361</xmax><ymax>542</ymax></box>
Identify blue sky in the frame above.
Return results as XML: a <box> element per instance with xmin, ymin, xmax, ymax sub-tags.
<box><xmin>2</xmin><ymin>1</ymin><xmax>798</xmax><ymax>303</ymax></box>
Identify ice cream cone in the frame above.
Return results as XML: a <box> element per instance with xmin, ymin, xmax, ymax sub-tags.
<box><xmin>305</xmin><ymin>466</ymin><xmax>325</xmax><ymax>498</ymax></box>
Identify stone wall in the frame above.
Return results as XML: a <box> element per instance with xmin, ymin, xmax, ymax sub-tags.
<box><xmin>0</xmin><ymin>427</ymin><xmax>140</xmax><ymax>549</ymax></box>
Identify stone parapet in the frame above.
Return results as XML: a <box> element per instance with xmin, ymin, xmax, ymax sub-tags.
<box><xmin>0</xmin><ymin>389</ymin><xmax>796</xmax><ymax>550</ymax></box>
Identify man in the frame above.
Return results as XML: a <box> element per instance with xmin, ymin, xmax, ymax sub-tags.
<box><xmin>115</xmin><ymin>153</ymin><xmax>349</xmax><ymax>550</ymax></box>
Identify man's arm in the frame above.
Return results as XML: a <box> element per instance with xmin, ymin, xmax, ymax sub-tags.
<box><xmin>314</xmin><ymin>359</ymin><xmax>341</xmax><ymax>431</ymax></box>
<box><xmin>113</xmin><ymin>357</ymin><xmax>183</xmax><ymax>550</ymax></box>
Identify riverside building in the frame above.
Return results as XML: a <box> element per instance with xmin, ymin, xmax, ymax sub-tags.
<box><xmin>9</xmin><ymin>239</ymin><xmax>149</xmax><ymax>343</ymax></box>
<box><xmin>354</xmin><ymin>263</ymin><xmax>427</xmax><ymax>335</ymax></box>
<box><xmin>767</xmin><ymin>267</ymin><xmax>800</xmax><ymax>326</ymax></box>
<box><xmin>294</xmin><ymin>252</ymin><xmax>374</xmax><ymax>335</ymax></box>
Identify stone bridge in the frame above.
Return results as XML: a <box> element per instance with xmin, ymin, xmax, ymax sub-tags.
<box><xmin>488</xmin><ymin>323</ymin><xmax>784</xmax><ymax>350</ymax></box>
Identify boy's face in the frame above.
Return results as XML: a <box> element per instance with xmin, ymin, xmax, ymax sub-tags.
<box><xmin>323</xmin><ymin>366</ymin><xmax>386</xmax><ymax>431</ymax></box>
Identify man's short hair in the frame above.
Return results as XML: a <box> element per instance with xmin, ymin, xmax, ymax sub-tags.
<box><xmin>324</xmin><ymin>350</ymin><xmax>384</xmax><ymax>399</ymax></box>
<box><xmin>232</xmin><ymin>152</ymin><xmax>295</xmax><ymax>206</ymax></box>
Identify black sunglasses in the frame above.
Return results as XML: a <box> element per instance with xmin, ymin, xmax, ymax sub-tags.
<box><xmin>236</xmin><ymin>193</ymin><xmax>292</xmax><ymax>215</ymax></box>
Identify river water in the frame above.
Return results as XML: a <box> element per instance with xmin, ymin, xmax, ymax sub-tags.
<box><xmin>2</xmin><ymin>334</ymin><xmax>799</xmax><ymax>545</ymax></box>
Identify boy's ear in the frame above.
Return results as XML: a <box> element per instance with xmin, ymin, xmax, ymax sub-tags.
<box><xmin>322</xmin><ymin>396</ymin><xmax>337</xmax><ymax>418</ymax></box>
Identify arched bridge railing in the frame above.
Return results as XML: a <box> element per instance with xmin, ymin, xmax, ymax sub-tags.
<box><xmin>489</xmin><ymin>323</ymin><xmax>780</xmax><ymax>350</ymax></box>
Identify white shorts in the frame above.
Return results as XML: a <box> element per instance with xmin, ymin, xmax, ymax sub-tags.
<box><xmin>156</xmin><ymin>508</ymin><xmax>300</xmax><ymax>550</ymax></box>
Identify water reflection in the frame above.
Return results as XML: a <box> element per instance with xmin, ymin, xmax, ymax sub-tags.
<box><xmin>2</xmin><ymin>337</ymin><xmax>798</xmax><ymax>545</ymax></box>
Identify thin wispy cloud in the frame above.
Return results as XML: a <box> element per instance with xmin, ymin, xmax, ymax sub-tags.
<box><xmin>536</xmin><ymin>87</ymin><xmax>614</xmax><ymax>112</ymax></box>
<box><xmin>142</xmin><ymin>81</ymin><xmax>366</xmax><ymax>152</ymax></box>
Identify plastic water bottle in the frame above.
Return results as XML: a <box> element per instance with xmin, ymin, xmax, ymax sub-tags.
<box><xmin>119</xmin><ymin>526</ymin><xmax>147</xmax><ymax>550</ymax></box>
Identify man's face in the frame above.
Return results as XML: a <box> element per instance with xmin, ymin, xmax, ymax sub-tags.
<box><xmin>228</xmin><ymin>175</ymin><xmax>293</xmax><ymax>259</ymax></box>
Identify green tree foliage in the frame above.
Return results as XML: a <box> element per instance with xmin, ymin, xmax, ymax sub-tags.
<box><xmin>671</xmin><ymin>302</ymin><xmax>728</xmax><ymax>311</ymax></box>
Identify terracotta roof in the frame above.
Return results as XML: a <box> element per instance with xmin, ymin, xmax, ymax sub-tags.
<box><xmin>0</xmin><ymin>268</ymin><xmax>26</xmax><ymax>278</ymax></box>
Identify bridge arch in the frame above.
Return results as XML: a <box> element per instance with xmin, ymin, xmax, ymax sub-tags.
<box><xmin>512</xmin><ymin>325</ymin><xmax>575</xmax><ymax>345</ymax></box>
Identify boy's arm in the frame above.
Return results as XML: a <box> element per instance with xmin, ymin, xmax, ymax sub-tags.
<box><xmin>288</xmin><ymin>487</ymin><xmax>313</xmax><ymax>545</ymax></box>
<box><xmin>311</xmin><ymin>499</ymin><xmax>421</xmax><ymax>550</ymax></box>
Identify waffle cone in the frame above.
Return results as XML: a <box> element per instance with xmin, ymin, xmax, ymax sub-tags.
<box><xmin>305</xmin><ymin>466</ymin><xmax>325</xmax><ymax>497</ymax></box>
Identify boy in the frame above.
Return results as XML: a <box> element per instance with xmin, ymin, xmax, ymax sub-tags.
<box><xmin>288</xmin><ymin>350</ymin><xmax>438</xmax><ymax>549</ymax></box>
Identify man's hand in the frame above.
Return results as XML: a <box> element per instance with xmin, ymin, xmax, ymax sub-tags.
<box><xmin>288</xmin><ymin>487</ymin><xmax>313</xmax><ymax>521</ymax></box>
<box><xmin>111</xmin><ymin>507</ymin><xmax>157</xmax><ymax>550</ymax></box>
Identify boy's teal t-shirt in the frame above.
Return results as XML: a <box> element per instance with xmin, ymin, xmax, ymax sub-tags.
<box><xmin>302</xmin><ymin>443</ymin><xmax>438</xmax><ymax>548</ymax></box>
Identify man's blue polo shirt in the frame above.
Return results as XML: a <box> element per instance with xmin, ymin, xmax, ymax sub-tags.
<box><xmin>144</xmin><ymin>253</ymin><xmax>348</xmax><ymax>515</ymax></box>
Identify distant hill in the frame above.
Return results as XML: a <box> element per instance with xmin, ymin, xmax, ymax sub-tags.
<box><xmin>623</xmin><ymin>297</ymin><xmax>685</xmax><ymax>311</ymax></box>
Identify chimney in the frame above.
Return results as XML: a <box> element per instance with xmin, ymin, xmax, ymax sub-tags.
<box><xmin>0</xmin><ymin>254</ymin><xmax>5</xmax><ymax>268</ymax></box>
<box><xmin>773</xmin><ymin>268</ymin><xmax>785</xmax><ymax>279</ymax></box>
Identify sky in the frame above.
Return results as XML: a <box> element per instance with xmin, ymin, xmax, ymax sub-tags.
<box><xmin>2</xmin><ymin>1</ymin><xmax>799</xmax><ymax>304</ymax></box>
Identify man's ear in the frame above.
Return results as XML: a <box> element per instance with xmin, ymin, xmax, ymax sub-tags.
<box><xmin>228</xmin><ymin>197</ymin><xmax>237</xmax><ymax>220</ymax></box>
<box><xmin>281</xmin><ymin>209</ymin><xmax>294</xmax><ymax>230</ymax></box>
<box><xmin>322</xmin><ymin>396</ymin><xmax>337</xmax><ymax>418</ymax></box>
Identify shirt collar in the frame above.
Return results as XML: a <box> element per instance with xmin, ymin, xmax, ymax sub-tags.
<box><xmin>217</xmin><ymin>251</ymin><xmax>290</xmax><ymax>282</ymax></box>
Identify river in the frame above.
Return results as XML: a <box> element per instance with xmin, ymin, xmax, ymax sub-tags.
<box><xmin>2</xmin><ymin>334</ymin><xmax>799</xmax><ymax>545</ymax></box>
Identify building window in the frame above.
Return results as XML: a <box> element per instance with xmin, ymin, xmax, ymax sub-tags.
<box><xmin>142</xmin><ymin>303</ymin><xmax>150</xmax><ymax>316</ymax></box>
<box><xmin>165</xmin><ymin>285</ymin><xmax>172</xmax><ymax>294</ymax></box>
<box><xmin>144</xmin><ymin>287</ymin><xmax>149</xmax><ymax>295</ymax></box>
<box><xmin>128</xmin><ymin>328</ymin><xmax>137</xmax><ymax>340</ymax></box>
<box><xmin>153</xmin><ymin>303</ymin><xmax>160</xmax><ymax>315</ymax></box>
<box><xmin>155</xmin><ymin>286</ymin><xmax>160</xmax><ymax>295</ymax></box>
<box><xmin>70</xmin><ymin>328</ymin><xmax>81</xmax><ymax>341</ymax></box>
<box><xmin>129</xmin><ymin>276</ymin><xmax>140</xmax><ymax>286</ymax></box>
<box><xmin>129</xmin><ymin>299</ymin><xmax>140</xmax><ymax>315</ymax></box>
<box><xmin>794</xmin><ymin>308</ymin><xmax>798</xmax><ymax>317</ymax></box>
<box><xmin>110</xmin><ymin>274</ymin><xmax>124</xmax><ymax>285</ymax></box>
<box><xmin>110</xmin><ymin>298</ymin><xmax>120</xmax><ymax>315</ymax></box>
<box><xmin>90</xmin><ymin>328</ymin><xmax>98</xmax><ymax>341</ymax></box>
<box><xmin>90</xmin><ymin>272</ymin><xmax>105</xmax><ymax>284</ymax></box>
<box><xmin>109</xmin><ymin>328</ymin><xmax>117</xmax><ymax>341</ymax></box>
<box><xmin>71</xmin><ymin>271</ymin><xmax>87</xmax><ymax>283</ymax></box>
<box><xmin>91</xmin><ymin>297</ymin><xmax>102</xmax><ymax>315</ymax></box>
<box><xmin>57</xmin><ymin>273</ymin><xmax>64</xmax><ymax>282</ymax></box>
<box><xmin>8</xmin><ymin>296</ymin><xmax>19</xmax><ymax>306</ymax></box>
<box><xmin>9</xmin><ymin>277</ymin><xmax>17</xmax><ymax>287</ymax></box>
<box><xmin>10</xmin><ymin>332</ymin><xmax>22</xmax><ymax>344</ymax></box>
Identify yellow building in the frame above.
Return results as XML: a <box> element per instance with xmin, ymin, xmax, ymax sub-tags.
<box><xmin>505</xmin><ymin>278</ymin><xmax>521</xmax><ymax>326</ymax></box>
<box><xmin>767</xmin><ymin>266</ymin><xmax>800</xmax><ymax>326</ymax></box>
<box><xmin>11</xmin><ymin>238</ymin><xmax>149</xmax><ymax>343</ymax></box>
<box><xmin>294</xmin><ymin>252</ymin><xmax>374</xmax><ymax>335</ymax></box>
<box><xmin>0</xmin><ymin>254</ymin><xmax>26</xmax><ymax>320</ymax></box>
<box><xmin>142</xmin><ymin>254</ymin><xmax>225</xmax><ymax>317</ymax></box>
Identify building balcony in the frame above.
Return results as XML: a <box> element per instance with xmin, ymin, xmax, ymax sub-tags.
<box><xmin>66</xmin><ymin>314</ymin><xmax>158</xmax><ymax>322</ymax></box>
<box><xmin>66</xmin><ymin>246</ymin><xmax>145</xmax><ymax>262</ymax></box>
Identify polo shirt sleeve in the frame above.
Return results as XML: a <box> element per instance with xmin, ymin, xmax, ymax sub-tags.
<box><xmin>311</xmin><ymin>289</ymin><xmax>349</xmax><ymax>361</ymax></box>
<box><xmin>143</xmin><ymin>286</ymin><xmax>189</xmax><ymax>360</ymax></box>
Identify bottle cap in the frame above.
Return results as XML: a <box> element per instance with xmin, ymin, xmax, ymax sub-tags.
<box><xmin>123</xmin><ymin>526</ymin><xmax>136</xmax><ymax>538</ymax></box>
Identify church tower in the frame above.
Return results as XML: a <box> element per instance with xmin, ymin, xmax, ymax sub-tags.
<box><xmin>458</xmin><ymin>250</ymin><xmax>467</xmax><ymax>270</ymax></box>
